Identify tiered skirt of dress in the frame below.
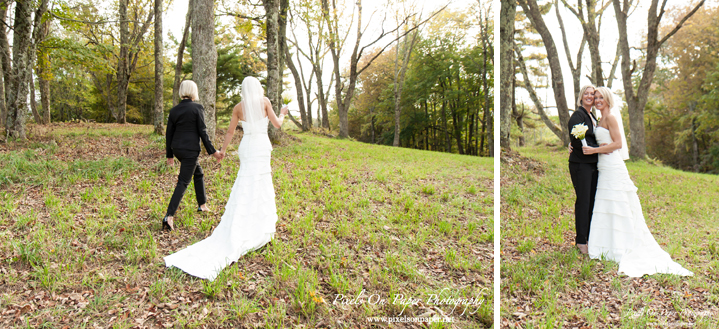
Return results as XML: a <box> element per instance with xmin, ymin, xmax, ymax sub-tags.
<box><xmin>587</xmin><ymin>127</ymin><xmax>692</xmax><ymax>277</ymax></box>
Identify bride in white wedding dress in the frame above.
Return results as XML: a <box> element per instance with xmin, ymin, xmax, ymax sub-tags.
<box><xmin>581</xmin><ymin>87</ymin><xmax>693</xmax><ymax>277</ymax></box>
<box><xmin>164</xmin><ymin>76</ymin><xmax>288</xmax><ymax>281</ymax></box>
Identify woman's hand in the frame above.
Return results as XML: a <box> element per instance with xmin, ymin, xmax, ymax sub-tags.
<box><xmin>582</xmin><ymin>146</ymin><xmax>596</xmax><ymax>155</ymax></box>
<box><xmin>213</xmin><ymin>151</ymin><xmax>224</xmax><ymax>163</ymax></box>
<box><xmin>167</xmin><ymin>158</ymin><xmax>174</xmax><ymax>166</ymax></box>
<box><xmin>568</xmin><ymin>143</ymin><xmax>573</xmax><ymax>154</ymax></box>
<box><xmin>599</xmin><ymin>143</ymin><xmax>612</xmax><ymax>155</ymax></box>
<box><xmin>280</xmin><ymin>105</ymin><xmax>289</xmax><ymax>116</ymax></box>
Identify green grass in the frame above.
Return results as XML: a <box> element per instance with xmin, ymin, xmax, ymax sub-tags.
<box><xmin>0</xmin><ymin>123</ymin><xmax>493</xmax><ymax>328</ymax></box>
<box><xmin>501</xmin><ymin>145</ymin><xmax>719</xmax><ymax>328</ymax></box>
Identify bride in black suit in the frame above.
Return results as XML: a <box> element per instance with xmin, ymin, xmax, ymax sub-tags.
<box><xmin>163</xmin><ymin>80</ymin><xmax>222</xmax><ymax>231</ymax></box>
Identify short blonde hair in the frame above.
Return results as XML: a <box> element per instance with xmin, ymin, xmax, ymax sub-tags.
<box><xmin>593</xmin><ymin>87</ymin><xmax>614</xmax><ymax>109</ymax></box>
<box><xmin>179</xmin><ymin>80</ymin><xmax>199</xmax><ymax>101</ymax></box>
<box><xmin>576</xmin><ymin>85</ymin><xmax>596</xmax><ymax>108</ymax></box>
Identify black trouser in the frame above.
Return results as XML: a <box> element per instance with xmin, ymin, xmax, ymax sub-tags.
<box><xmin>166</xmin><ymin>149</ymin><xmax>206</xmax><ymax>216</ymax></box>
<box><xmin>568</xmin><ymin>161</ymin><xmax>598</xmax><ymax>244</ymax></box>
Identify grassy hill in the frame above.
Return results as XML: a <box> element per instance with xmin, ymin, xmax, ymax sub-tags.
<box><xmin>501</xmin><ymin>145</ymin><xmax>719</xmax><ymax>328</ymax></box>
<box><xmin>0</xmin><ymin>123</ymin><xmax>493</xmax><ymax>328</ymax></box>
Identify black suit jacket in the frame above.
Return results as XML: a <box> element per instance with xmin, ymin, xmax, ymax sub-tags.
<box><xmin>568</xmin><ymin>106</ymin><xmax>599</xmax><ymax>163</ymax></box>
<box><xmin>166</xmin><ymin>99</ymin><xmax>217</xmax><ymax>158</ymax></box>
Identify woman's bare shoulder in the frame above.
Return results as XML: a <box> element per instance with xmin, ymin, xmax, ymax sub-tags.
<box><xmin>604</xmin><ymin>113</ymin><xmax>618</xmax><ymax>125</ymax></box>
<box><xmin>233</xmin><ymin>101</ymin><xmax>244</xmax><ymax>112</ymax></box>
<box><xmin>233</xmin><ymin>102</ymin><xmax>244</xmax><ymax>119</ymax></box>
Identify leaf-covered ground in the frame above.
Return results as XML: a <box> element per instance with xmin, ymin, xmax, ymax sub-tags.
<box><xmin>0</xmin><ymin>123</ymin><xmax>493</xmax><ymax>328</ymax></box>
<box><xmin>500</xmin><ymin>146</ymin><xmax>719</xmax><ymax>328</ymax></box>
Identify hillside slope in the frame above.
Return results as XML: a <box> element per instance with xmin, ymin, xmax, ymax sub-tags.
<box><xmin>0</xmin><ymin>123</ymin><xmax>493</xmax><ymax>328</ymax></box>
<box><xmin>501</xmin><ymin>146</ymin><xmax>719</xmax><ymax>328</ymax></box>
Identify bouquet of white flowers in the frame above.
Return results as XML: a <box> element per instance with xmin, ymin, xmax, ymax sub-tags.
<box><xmin>571</xmin><ymin>123</ymin><xmax>589</xmax><ymax>147</ymax></box>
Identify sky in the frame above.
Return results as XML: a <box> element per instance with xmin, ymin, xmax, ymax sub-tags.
<box><xmin>515</xmin><ymin>0</ymin><xmax>706</xmax><ymax>116</ymax></box>
<box><xmin>160</xmin><ymin>0</ymin><xmax>484</xmax><ymax>114</ymax></box>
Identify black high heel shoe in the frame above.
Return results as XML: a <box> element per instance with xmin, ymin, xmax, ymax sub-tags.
<box><xmin>162</xmin><ymin>215</ymin><xmax>174</xmax><ymax>231</ymax></box>
<box><xmin>197</xmin><ymin>206</ymin><xmax>211</xmax><ymax>213</ymax></box>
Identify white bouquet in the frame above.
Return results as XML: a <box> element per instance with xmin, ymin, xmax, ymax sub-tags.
<box><xmin>571</xmin><ymin>123</ymin><xmax>589</xmax><ymax>147</ymax></box>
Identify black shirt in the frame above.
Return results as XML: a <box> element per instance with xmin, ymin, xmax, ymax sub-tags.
<box><xmin>568</xmin><ymin>106</ymin><xmax>599</xmax><ymax>163</ymax></box>
<box><xmin>166</xmin><ymin>99</ymin><xmax>217</xmax><ymax>158</ymax></box>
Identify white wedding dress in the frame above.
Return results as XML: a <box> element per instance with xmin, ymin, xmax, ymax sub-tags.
<box><xmin>587</xmin><ymin>126</ymin><xmax>692</xmax><ymax>277</ymax></box>
<box><xmin>164</xmin><ymin>116</ymin><xmax>277</xmax><ymax>281</ymax></box>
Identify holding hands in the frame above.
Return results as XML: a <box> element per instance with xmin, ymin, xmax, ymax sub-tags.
<box><xmin>213</xmin><ymin>150</ymin><xmax>225</xmax><ymax>163</ymax></box>
<box><xmin>166</xmin><ymin>152</ymin><xmax>224</xmax><ymax>167</ymax></box>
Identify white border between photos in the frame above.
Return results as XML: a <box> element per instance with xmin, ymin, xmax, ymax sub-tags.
<box><xmin>493</xmin><ymin>0</ymin><xmax>500</xmax><ymax>327</ymax></box>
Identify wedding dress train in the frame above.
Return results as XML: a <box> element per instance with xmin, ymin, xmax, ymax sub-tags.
<box><xmin>164</xmin><ymin>117</ymin><xmax>277</xmax><ymax>281</ymax></box>
<box><xmin>587</xmin><ymin>127</ymin><xmax>692</xmax><ymax>277</ymax></box>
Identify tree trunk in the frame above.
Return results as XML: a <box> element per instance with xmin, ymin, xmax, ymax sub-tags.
<box><xmin>193</xmin><ymin>0</ymin><xmax>217</xmax><ymax>141</ymax></box>
<box><xmin>0</xmin><ymin>0</ymin><xmax>11</xmax><ymax>127</ymax></box>
<box><xmin>479</xmin><ymin>4</ymin><xmax>492</xmax><ymax>157</ymax></box>
<box><xmin>291</xmin><ymin>5</ymin><xmax>324</xmax><ymax>130</ymax></box>
<box><xmin>555</xmin><ymin>0</ymin><xmax>586</xmax><ymax>103</ymax></box>
<box><xmin>117</xmin><ymin>0</ymin><xmax>153</xmax><ymax>124</ymax></box>
<box><xmin>584</xmin><ymin>1</ymin><xmax>603</xmax><ymax>86</ymax></box>
<box><xmin>37</xmin><ymin>16</ymin><xmax>51</xmax><ymax>125</ymax></box>
<box><xmin>104</xmin><ymin>73</ymin><xmax>117</xmax><ymax>121</ymax></box>
<box><xmin>7</xmin><ymin>0</ymin><xmax>34</xmax><ymax>139</ymax></box>
<box><xmin>173</xmin><ymin>0</ymin><xmax>193</xmax><ymax>106</ymax></box>
<box><xmin>317</xmin><ymin>102</ymin><xmax>321</xmax><ymax>128</ymax></box>
<box><xmin>499</xmin><ymin>0</ymin><xmax>516</xmax><ymax>150</ymax></box>
<box><xmin>451</xmin><ymin>101</ymin><xmax>464</xmax><ymax>154</ymax></box>
<box><xmin>518</xmin><ymin>0</ymin><xmax>570</xmax><ymax>146</ymax></box>
<box><xmin>512</xmin><ymin>78</ymin><xmax>525</xmax><ymax>147</ymax></box>
<box><xmin>480</xmin><ymin>98</ymin><xmax>487</xmax><ymax>155</ymax></box>
<box><xmin>29</xmin><ymin>0</ymin><xmax>49</xmax><ymax>125</ymax></box>
<box><xmin>154</xmin><ymin>0</ymin><xmax>164</xmax><ymax>135</ymax></box>
<box><xmin>442</xmin><ymin>101</ymin><xmax>450</xmax><ymax>152</ymax></box>
<box><xmin>322</xmin><ymin>0</ymin><xmax>347</xmax><ymax>136</ymax></box>
<box><xmin>613</xmin><ymin>0</ymin><xmax>704</xmax><ymax>159</ymax></box>
<box><xmin>559</xmin><ymin>0</ymin><xmax>610</xmax><ymax>87</ymax></box>
<box><xmin>468</xmin><ymin>110</ymin><xmax>475</xmax><ymax>155</ymax></box>
<box><xmin>323</xmin><ymin>0</ymin><xmax>361</xmax><ymax>137</ymax></box>
<box><xmin>263</xmin><ymin>0</ymin><xmax>282</xmax><ymax>140</ymax></box>
<box><xmin>292</xmin><ymin>47</ymin><xmax>313</xmax><ymax>130</ymax></box>
<box><xmin>263</xmin><ymin>0</ymin><xmax>288</xmax><ymax>139</ymax></box>
<box><xmin>392</xmin><ymin>29</ymin><xmax>419</xmax><ymax>147</ymax></box>
<box><xmin>117</xmin><ymin>0</ymin><xmax>129</xmax><ymax>123</ymax></box>
<box><xmin>0</xmin><ymin>52</ymin><xmax>5</xmax><ymax>128</ymax></box>
<box><xmin>316</xmin><ymin>66</ymin><xmax>330</xmax><ymax>128</ymax></box>
<box><xmin>691</xmin><ymin>118</ymin><xmax>698</xmax><ymax>172</ymax></box>
<box><xmin>515</xmin><ymin>45</ymin><xmax>563</xmax><ymax>140</ymax></box>
<box><xmin>30</xmin><ymin>75</ymin><xmax>41</xmax><ymax>124</ymax></box>
<box><xmin>278</xmin><ymin>0</ymin><xmax>288</xmax><ymax>96</ymax></box>
<box><xmin>690</xmin><ymin>102</ymin><xmax>698</xmax><ymax>172</ymax></box>
<box><xmin>303</xmin><ymin>69</ymin><xmax>313</xmax><ymax>129</ymax></box>
<box><xmin>606</xmin><ymin>45</ymin><xmax>621</xmax><ymax>89</ymax></box>
<box><xmin>452</xmin><ymin>73</ymin><xmax>465</xmax><ymax>154</ymax></box>
<box><xmin>370</xmin><ymin>106</ymin><xmax>375</xmax><ymax>143</ymax></box>
<box><xmin>322</xmin><ymin>0</ymin><xmax>428</xmax><ymax>138</ymax></box>
<box><xmin>285</xmin><ymin>47</ymin><xmax>308</xmax><ymax>131</ymax></box>
<box><xmin>39</xmin><ymin>64</ymin><xmax>50</xmax><ymax>124</ymax></box>
<box><xmin>424</xmin><ymin>101</ymin><xmax>429</xmax><ymax>150</ymax></box>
